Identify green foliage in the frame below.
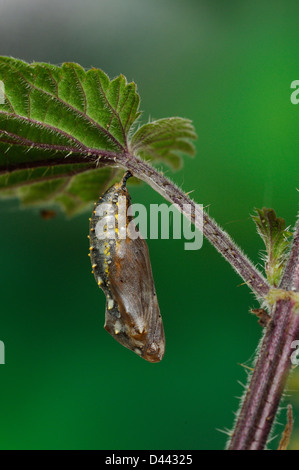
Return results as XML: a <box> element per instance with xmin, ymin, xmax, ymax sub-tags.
<box><xmin>252</xmin><ymin>208</ymin><xmax>292</xmax><ymax>286</ymax></box>
<box><xmin>0</xmin><ymin>57</ymin><xmax>196</xmax><ymax>214</ymax></box>
<box><xmin>130</xmin><ymin>117</ymin><xmax>196</xmax><ymax>169</ymax></box>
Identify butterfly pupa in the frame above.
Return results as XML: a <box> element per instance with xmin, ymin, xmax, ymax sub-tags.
<box><xmin>89</xmin><ymin>171</ymin><xmax>165</xmax><ymax>363</ymax></box>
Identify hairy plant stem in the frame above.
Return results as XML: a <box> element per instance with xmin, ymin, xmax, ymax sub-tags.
<box><xmin>107</xmin><ymin>150</ymin><xmax>270</xmax><ymax>299</ymax></box>
<box><xmin>228</xmin><ymin>298</ymin><xmax>299</xmax><ymax>450</ymax></box>
<box><xmin>1</xmin><ymin>148</ymin><xmax>270</xmax><ymax>298</ymax></box>
<box><xmin>228</xmin><ymin>217</ymin><xmax>299</xmax><ymax>450</ymax></box>
<box><xmin>280</xmin><ymin>216</ymin><xmax>299</xmax><ymax>291</ymax></box>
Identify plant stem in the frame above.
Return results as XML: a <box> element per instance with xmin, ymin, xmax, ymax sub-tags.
<box><xmin>108</xmin><ymin>151</ymin><xmax>270</xmax><ymax>299</ymax></box>
<box><xmin>280</xmin><ymin>216</ymin><xmax>299</xmax><ymax>291</ymax></box>
<box><xmin>228</xmin><ymin>298</ymin><xmax>299</xmax><ymax>450</ymax></box>
<box><xmin>2</xmin><ymin>147</ymin><xmax>270</xmax><ymax>298</ymax></box>
<box><xmin>228</xmin><ymin>216</ymin><xmax>299</xmax><ymax>450</ymax></box>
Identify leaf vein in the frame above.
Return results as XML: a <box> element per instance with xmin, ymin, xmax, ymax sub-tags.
<box><xmin>0</xmin><ymin>111</ymin><xmax>86</xmax><ymax>149</ymax></box>
<box><xmin>4</xmin><ymin>61</ymin><xmax>124</xmax><ymax>151</ymax></box>
<box><xmin>94</xmin><ymin>73</ymin><xmax>127</xmax><ymax>148</ymax></box>
<box><xmin>70</xmin><ymin>64</ymin><xmax>87</xmax><ymax>114</ymax></box>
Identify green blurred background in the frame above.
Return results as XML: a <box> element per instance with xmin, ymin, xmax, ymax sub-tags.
<box><xmin>0</xmin><ymin>0</ymin><xmax>298</xmax><ymax>450</ymax></box>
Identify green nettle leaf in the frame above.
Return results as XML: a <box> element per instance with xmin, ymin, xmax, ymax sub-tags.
<box><xmin>252</xmin><ymin>208</ymin><xmax>292</xmax><ymax>287</ymax></box>
<box><xmin>0</xmin><ymin>57</ymin><xmax>196</xmax><ymax>214</ymax></box>
<box><xmin>130</xmin><ymin>117</ymin><xmax>196</xmax><ymax>170</ymax></box>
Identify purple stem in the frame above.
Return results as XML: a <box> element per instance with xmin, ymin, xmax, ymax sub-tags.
<box><xmin>228</xmin><ymin>216</ymin><xmax>299</xmax><ymax>450</ymax></box>
<box><xmin>115</xmin><ymin>152</ymin><xmax>270</xmax><ymax>299</ymax></box>
<box><xmin>228</xmin><ymin>298</ymin><xmax>299</xmax><ymax>450</ymax></box>
<box><xmin>0</xmin><ymin>146</ymin><xmax>270</xmax><ymax>299</ymax></box>
<box><xmin>280</xmin><ymin>216</ymin><xmax>299</xmax><ymax>291</ymax></box>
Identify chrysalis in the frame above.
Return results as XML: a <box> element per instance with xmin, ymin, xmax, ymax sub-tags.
<box><xmin>89</xmin><ymin>171</ymin><xmax>165</xmax><ymax>362</ymax></box>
